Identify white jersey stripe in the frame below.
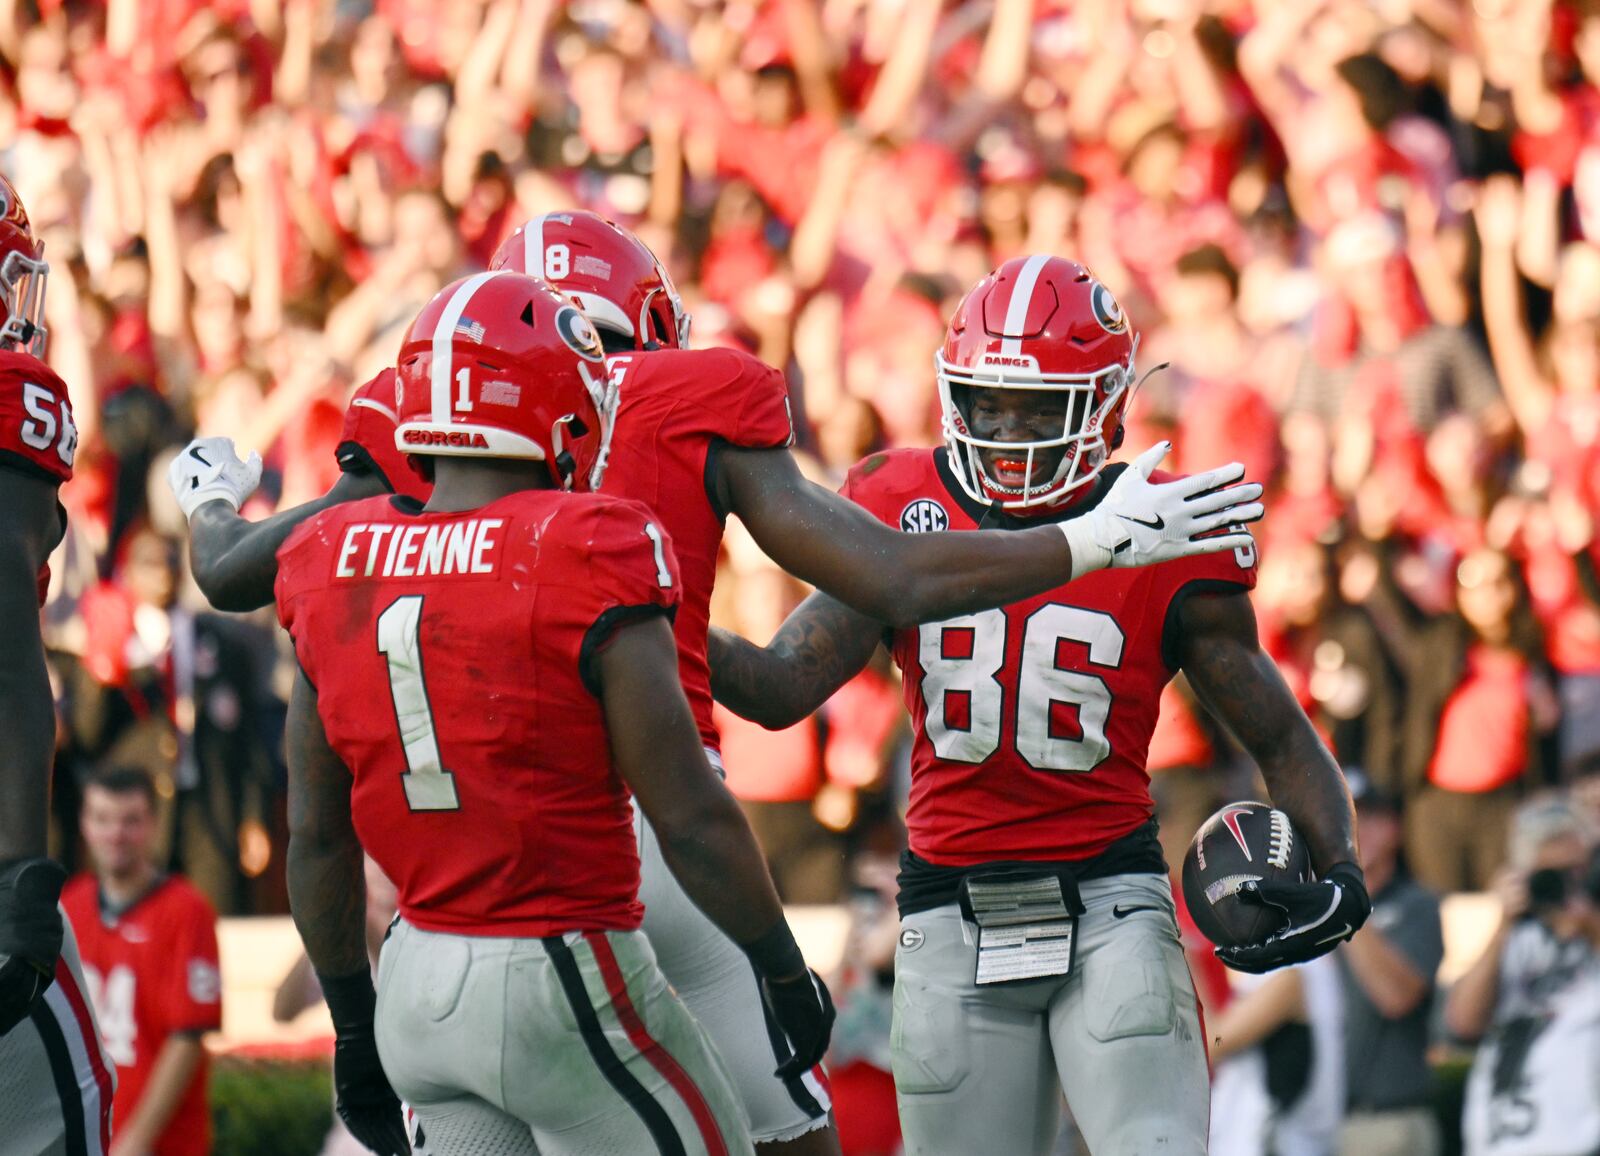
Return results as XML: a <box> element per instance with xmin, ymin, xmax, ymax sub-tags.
<box><xmin>1000</xmin><ymin>254</ymin><xmax>1052</xmax><ymax>356</ymax></box>
<box><xmin>798</xmin><ymin>1067</ymin><xmax>830</xmax><ymax>1115</ymax></box>
<box><xmin>525</xmin><ymin>215</ymin><xmax>548</xmax><ymax>280</ymax></box>
<box><xmin>350</xmin><ymin>395</ymin><xmax>398</xmax><ymax>424</ymax></box>
<box><xmin>429</xmin><ymin>271</ymin><xmax>501</xmax><ymax>422</ymax></box>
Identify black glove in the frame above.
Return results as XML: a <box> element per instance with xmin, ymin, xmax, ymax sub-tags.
<box><xmin>760</xmin><ymin>968</ymin><xmax>836</xmax><ymax>1080</ymax></box>
<box><xmin>743</xmin><ymin>921</ymin><xmax>836</xmax><ymax>1079</ymax></box>
<box><xmin>1216</xmin><ymin>862</ymin><xmax>1371</xmax><ymax>975</ymax></box>
<box><xmin>334</xmin><ymin>442</ymin><xmax>389</xmax><ymax>487</ymax></box>
<box><xmin>320</xmin><ymin>970</ymin><xmax>410</xmax><ymax>1156</ymax></box>
<box><xmin>0</xmin><ymin>858</ymin><xmax>66</xmax><ymax>1038</ymax></box>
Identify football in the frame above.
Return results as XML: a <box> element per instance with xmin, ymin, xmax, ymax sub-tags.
<box><xmin>1181</xmin><ymin>801</ymin><xmax>1310</xmax><ymax>949</ymax></box>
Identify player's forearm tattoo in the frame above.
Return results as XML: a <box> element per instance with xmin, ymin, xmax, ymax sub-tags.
<box><xmin>709</xmin><ymin>594</ymin><xmax>880</xmax><ymax>728</ymax></box>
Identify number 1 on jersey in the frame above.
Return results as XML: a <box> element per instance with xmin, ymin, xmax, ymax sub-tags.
<box><xmin>377</xmin><ymin>596</ymin><xmax>461</xmax><ymax>811</ymax></box>
<box><xmin>643</xmin><ymin>521</ymin><xmax>672</xmax><ymax>587</ymax></box>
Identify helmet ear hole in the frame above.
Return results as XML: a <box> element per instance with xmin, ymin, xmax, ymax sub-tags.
<box><xmin>1110</xmin><ymin>425</ymin><xmax>1125</xmax><ymax>451</ymax></box>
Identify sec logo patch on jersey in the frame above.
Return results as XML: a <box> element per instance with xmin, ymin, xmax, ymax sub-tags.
<box><xmin>901</xmin><ymin>498</ymin><xmax>949</xmax><ymax>534</ymax></box>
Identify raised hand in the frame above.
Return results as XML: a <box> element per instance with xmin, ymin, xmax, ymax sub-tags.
<box><xmin>1061</xmin><ymin>441</ymin><xmax>1264</xmax><ymax>578</ymax></box>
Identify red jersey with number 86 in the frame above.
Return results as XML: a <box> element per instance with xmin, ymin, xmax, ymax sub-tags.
<box><xmin>275</xmin><ymin>490</ymin><xmax>681</xmax><ymax>937</ymax></box>
<box><xmin>840</xmin><ymin>448</ymin><xmax>1258</xmax><ymax>866</ymax></box>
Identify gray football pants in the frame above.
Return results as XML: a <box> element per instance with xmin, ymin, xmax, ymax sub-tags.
<box><xmin>375</xmin><ymin>919</ymin><xmax>753</xmax><ymax>1155</ymax></box>
<box><xmin>892</xmin><ymin>872</ymin><xmax>1210</xmax><ymax>1156</ymax></box>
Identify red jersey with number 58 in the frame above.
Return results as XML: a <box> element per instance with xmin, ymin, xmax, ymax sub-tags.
<box><xmin>0</xmin><ymin>351</ymin><xmax>76</xmax><ymax>602</ymax></box>
<box><xmin>275</xmin><ymin>490</ymin><xmax>681</xmax><ymax>937</ymax></box>
<box><xmin>840</xmin><ymin>448</ymin><xmax>1258</xmax><ymax>866</ymax></box>
<box><xmin>0</xmin><ymin>350</ymin><xmax>75</xmax><ymax>483</ymax></box>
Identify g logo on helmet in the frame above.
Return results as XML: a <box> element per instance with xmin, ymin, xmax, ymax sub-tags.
<box><xmin>555</xmin><ymin>305</ymin><xmax>605</xmax><ymax>362</ymax></box>
<box><xmin>1090</xmin><ymin>282</ymin><xmax>1127</xmax><ymax>335</ymax></box>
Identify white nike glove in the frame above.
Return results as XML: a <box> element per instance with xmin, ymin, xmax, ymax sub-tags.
<box><xmin>1061</xmin><ymin>442</ymin><xmax>1264</xmax><ymax>579</ymax></box>
<box><xmin>167</xmin><ymin>436</ymin><xmax>263</xmax><ymax>521</ymax></box>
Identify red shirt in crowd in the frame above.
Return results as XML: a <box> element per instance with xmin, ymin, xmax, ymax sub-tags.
<box><xmin>61</xmin><ymin>874</ymin><xmax>222</xmax><ymax>1156</ymax></box>
<box><xmin>1524</xmin><ymin>545</ymin><xmax>1600</xmax><ymax>675</ymax></box>
<box><xmin>1427</xmin><ymin>644</ymin><xmax>1532</xmax><ymax>793</ymax></box>
<box><xmin>716</xmin><ymin>704</ymin><xmax>824</xmax><ymax>804</ymax></box>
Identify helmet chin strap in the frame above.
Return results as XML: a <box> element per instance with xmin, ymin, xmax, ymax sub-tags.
<box><xmin>550</xmin><ymin>414</ymin><xmax>578</xmax><ymax>489</ymax></box>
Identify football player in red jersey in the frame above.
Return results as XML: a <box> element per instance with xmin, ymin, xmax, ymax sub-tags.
<box><xmin>0</xmin><ymin>173</ymin><xmax>117</xmax><ymax>1154</ymax></box>
<box><xmin>275</xmin><ymin>271</ymin><xmax>838</xmax><ymax>1155</ymax></box>
<box><xmin>168</xmin><ymin>369</ymin><xmax>424</xmax><ymax>611</ymax></box>
<box><xmin>708</xmin><ymin>257</ymin><xmax>1373</xmax><ymax>1156</ymax></box>
<box><xmin>171</xmin><ymin>215</ymin><xmax>1264</xmax><ymax>1155</ymax></box>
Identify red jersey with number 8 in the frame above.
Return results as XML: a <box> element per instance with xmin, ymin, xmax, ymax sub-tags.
<box><xmin>275</xmin><ymin>490</ymin><xmax>681</xmax><ymax>937</ymax></box>
<box><xmin>840</xmin><ymin>448</ymin><xmax>1258</xmax><ymax>866</ymax></box>
<box><xmin>601</xmin><ymin>347</ymin><xmax>794</xmax><ymax>752</ymax></box>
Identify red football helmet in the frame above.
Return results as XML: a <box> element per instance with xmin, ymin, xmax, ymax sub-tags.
<box><xmin>936</xmin><ymin>255</ymin><xmax>1139</xmax><ymax>510</ymax></box>
<box><xmin>394</xmin><ymin>272</ymin><xmax>616</xmax><ymax>492</ymax></box>
<box><xmin>0</xmin><ymin>175</ymin><xmax>49</xmax><ymax>357</ymax></box>
<box><xmin>490</xmin><ymin>212</ymin><xmax>689</xmax><ymax>350</ymax></box>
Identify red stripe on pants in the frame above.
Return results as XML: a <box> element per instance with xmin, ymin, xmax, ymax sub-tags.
<box><xmin>55</xmin><ymin>957</ymin><xmax>114</xmax><ymax>1153</ymax></box>
<box><xmin>584</xmin><ymin>932</ymin><xmax>730</xmax><ymax>1156</ymax></box>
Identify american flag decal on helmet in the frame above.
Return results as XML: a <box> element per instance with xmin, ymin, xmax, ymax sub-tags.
<box><xmin>455</xmin><ymin>317</ymin><xmax>486</xmax><ymax>343</ymax></box>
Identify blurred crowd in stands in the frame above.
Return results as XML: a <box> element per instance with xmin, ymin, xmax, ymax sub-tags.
<box><xmin>7</xmin><ymin>0</ymin><xmax>1600</xmax><ymax>1151</ymax></box>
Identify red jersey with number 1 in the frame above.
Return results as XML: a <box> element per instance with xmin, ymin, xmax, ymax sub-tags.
<box><xmin>337</xmin><ymin>347</ymin><xmax>794</xmax><ymax>753</ymax></box>
<box><xmin>275</xmin><ymin>490</ymin><xmax>681</xmax><ymax>937</ymax></box>
<box><xmin>0</xmin><ymin>350</ymin><xmax>76</xmax><ymax>602</ymax></box>
<box><xmin>840</xmin><ymin>448</ymin><xmax>1258</xmax><ymax>866</ymax></box>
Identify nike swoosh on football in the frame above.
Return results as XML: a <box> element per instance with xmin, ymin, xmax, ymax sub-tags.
<box><xmin>1112</xmin><ymin>904</ymin><xmax>1159</xmax><ymax>919</ymax></box>
<box><xmin>1117</xmin><ymin>512</ymin><xmax>1164</xmax><ymax>531</ymax></box>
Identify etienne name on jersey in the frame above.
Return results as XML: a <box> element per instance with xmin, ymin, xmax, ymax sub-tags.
<box><xmin>333</xmin><ymin>518</ymin><xmax>504</xmax><ymax>580</ymax></box>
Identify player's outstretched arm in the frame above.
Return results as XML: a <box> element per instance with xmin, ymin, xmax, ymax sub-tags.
<box><xmin>708</xmin><ymin>591</ymin><xmax>883</xmax><ymax>729</ymax></box>
<box><xmin>0</xmin><ymin>471</ymin><xmax>69</xmax><ymax>1036</ymax></box>
<box><xmin>188</xmin><ymin>473</ymin><xmax>384</xmax><ymax>611</ymax></box>
<box><xmin>1177</xmin><ymin>590</ymin><xmax>1371</xmax><ymax>973</ymax></box>
<box><xmin>718</xmin><ymin>443</ymin><xmax>1264</xmax><ymax>629</ymax></box>
<box><xmin>599</xmin><ymin>616</ymin><xmax>834</xmax><ymax>1077</ymax></box>
<box><xmin>172</xmin><ymin>436</ymin><xmax>388</xmax><ymax>611</ymax></box>
<box><xmin>284</xmin><ymin>671</ymin><xmax>409</xmax><ymax>1156</ymax></box>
